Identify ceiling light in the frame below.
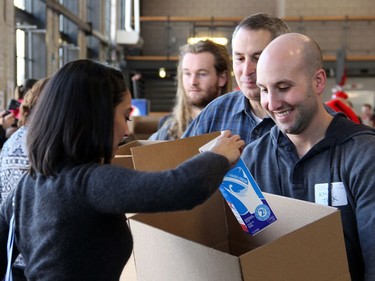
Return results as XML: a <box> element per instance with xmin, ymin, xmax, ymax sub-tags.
<box><xmin>187</xmin><ymin>37</ymin><xmax>228</xmax><ymax>46</ymax></box>
<box><xmin>159</xmin><ymin>67</ymin><xmax>166</xmax><ymax>78</ymax></box>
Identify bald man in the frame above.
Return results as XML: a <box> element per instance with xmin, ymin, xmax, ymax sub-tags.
<box><xmin>242</xmin><ymin>33</ymin><xmax>375</xmax><ymax>281</ymax></box>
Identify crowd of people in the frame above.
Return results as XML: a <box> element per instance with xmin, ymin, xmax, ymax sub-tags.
<box><xmin>0</xmin><ymin>12</ymin><xmax>374</xmax><ymax>281</ymax></box>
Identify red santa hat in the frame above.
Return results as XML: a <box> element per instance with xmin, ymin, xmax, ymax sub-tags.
<box><xmin>325</xmin><ymin>99</ymin><xmax>360</xmax><ymax>124</ymax></box>
<box><xmin>332</xmin><ymin>91</ymin><xmax>348</xmax><ymax>100</ymax></box>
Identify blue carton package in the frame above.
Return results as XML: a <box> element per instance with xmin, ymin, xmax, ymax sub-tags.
<box><xmin>199</xmin><ymin>137</ymin><xmax>277</xmax><ymax>235</ymax></box>
<box><xmin>219</xmin><ymin>158</ymin><xmax>277</xmax><ymax>235</ymax></box>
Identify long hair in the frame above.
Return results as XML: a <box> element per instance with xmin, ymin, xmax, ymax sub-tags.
<box><xmin>233</xmin><ymin>13</ymin><xmax>290</xmax><ymax>40</ymax></box>
<box><xmin>168</xmin><ymin>40</ymin><xmax>232</xmax><ymax>139</ymax></box>
<box><xmin>27</xmin><ymin>59</ymin><xmax>128</xmax><ymax>177</ymax></box>
<box><xmin>18</xmin><ymin>77</ymin><xmax>50</xmax><ymax>127</ymax></box>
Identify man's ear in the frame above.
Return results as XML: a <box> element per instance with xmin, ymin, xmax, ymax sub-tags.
<box><xmin>314</xmin><ymin>68</ymin><xmax>326</xmax><ymax>96</ymax></box>
<box><xmin>218</xmin><ymin>71</ymin><xmax>228</xmax><ymax>88</ymax></box>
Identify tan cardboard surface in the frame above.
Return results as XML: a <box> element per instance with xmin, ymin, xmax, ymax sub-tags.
<box><xmin>131</xmin><ymin>131</ymin><xmax>220</xmax><ymax>171</ymax></box>
<box><xmin>133</xmin><ymin>191</ymin><xmax>227</xmax><ymax>247</ymax></box>
<box><xmin>131</xmin><ymin>218</ymin><xmax>243</xmax><ymax>281</ymax></box>
<box><xmin>239</xmin><ymin>207</ymin><xmax>349</xmax><ymax>280</ymax></box>
<box><xmin>116</xmin><ymin>140</ymin><xmax>158</xmax><ymax>156</ymax></box>
<box><xmin>129</xmin><ymin>192</ymin><xmax>351</xmax><ymax>281</ymax></box>
<box><xmin>225</xmin><ymin>192</ymin><xmax>342</xmax><ymax>251</ymax></box>
<box><xmin>116</xmin><ymin>133</ymin><xmax>221</xmax><ymax>279</ymax></box>
<box><xmin>111</xmin><ymin>155</ymin><xmax>134</xmax><ymax>169</ymax></box>
<box><xmin>116</xmin><ymin>132</ymin><xmax>350</xmax><ymax>280</ymax></box>
<box><xmin>129</xmin><ymin>192</ymin><xmax>243</xmax><ymax>281</ymax></box>
<box><xmin>112</xmin><ymin>132</ymin><xmax>220</xmax><ymax>171</ymax></box>
<box><xmin>112</xmin><ymin>140</ymin><xmax>158</xmax><ymax>169</ymax></box>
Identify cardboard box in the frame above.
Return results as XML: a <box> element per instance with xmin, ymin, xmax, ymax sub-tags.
<box><xmin>129</xmin><ymin>191</ymin><xmax>350</xmax><ymax>281</ymax></box>
<box><xmin>112</xmin><ymin>132</ymin><xmax>220</xmax><ymax>170</ymax></box>
<box><xmin>113</xmin><ymin>132</ymin><xmax>350</xmax><ymax>280</ymax></box>
<box><xmin>114</xmin><ymin>132</ymin><xmax>221</xmax><ymax>280</ymax></box>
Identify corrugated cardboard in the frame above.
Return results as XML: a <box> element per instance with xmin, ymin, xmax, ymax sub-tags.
<box><xmin>129</xmin><ymin>191</ymin><xmax>350</xmax><ymax>281</ymax></box>
<box><xmin>112</xmin><ymin>140</ymin><xmax>157</xmax><ymax>169</ymax></box>
<box><xmin>111</xmin><ymin>132</ymin><xmax>220</xmax><ymax>170</ymax></box>
<box><xmin>116</xmin><ymin>132</ymin><xmax>350</xmax><ymax>281</ymax></box>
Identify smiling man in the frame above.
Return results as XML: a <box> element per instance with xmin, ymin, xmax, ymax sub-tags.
<box><xmin>242</xmin><ymin>32</ymin><xmax>375</xmax><ymax>281</ymax></box>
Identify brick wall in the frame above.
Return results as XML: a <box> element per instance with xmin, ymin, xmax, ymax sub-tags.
<box><xmin>286</xmin><ymin>0</ymin><xmax>375</xmax><ymax>16</ymax></box>
<box><xmin>138</xmin><ymin>0</ymin><xmax>375</xmax><ymax>110</ymax></box>
<box><xmin>142</xmin><ymin>0</ymin><xmax>375</xmax><ymax>17</ymax></box>
<box><xmin>138</xmin><ymin>0</ymin><xmax>375</xmax><ymax>58</ymax></box>
<box><xmin>0</xmin><ymin>0</ymin><xmax>15</xmax><ymax>109</ymax></box>
<box><xmin>142</xmin><ymin>0</ymin><xmax>276</xmax><ymax>17</ymax></box>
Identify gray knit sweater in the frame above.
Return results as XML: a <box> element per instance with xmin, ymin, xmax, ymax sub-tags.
<box><xmin>0</xmin><ymin>151</ymin><xmax>229</xmax><ymax>281</ymax></box>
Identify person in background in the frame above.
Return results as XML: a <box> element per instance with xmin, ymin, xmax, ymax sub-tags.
<box><xmin>325</xmin><ymin>90</ymin><xmax>361</xmax><ymax>124</ymax></box>
<box><xmin>150</xmin><ymin>39</ymin><xmax>232</xmax><ymax>140</ymax></box>
<box><xmin>242</xmin><ymin>32</ymin><xmax>375</xmax><ymax>281</ymax></box>
<box><xmin>1</xmin><ymin>77</ymin><xmax>50</xmax><ymax>203</ymax></box>
<box><xmin>2</xmin><ymin>79</ymin><xmax>39</xmax><ymax>141</ymax></box>
<box><xmin>14</xmin><ymin>79</ymin><xmax>38</xmax><ymax>103</ymax></box>
<box><xmin>182</xmin><ymin>13</ymin><xmax>290</xmax><ymax>143</ymax></box>
<box><xmin>0</xmin><ymin>59</ymin><xmax>244</xmax><ymax>281</ymax></box>
<box><xmin>12</xmin><ymin>79</ymin><xmax>38</xmax><ymax>120</ymax></box>
<box><xmin>0</xmin><ymin>77</ymin><xmax>49</xmax><ymax>281</ymax></box>
<box><xmin>361</xmin><ymin>103</ymin><xmax>375</xmax><ymax>128</ymax></box>
<box><xmin>0</xmin><ymin>111</ymin><xmax>16</xmax><ymax>149</ymax></box>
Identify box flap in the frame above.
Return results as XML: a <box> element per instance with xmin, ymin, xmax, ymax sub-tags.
<box><xmin>113</xmin><ymin>140</ymin><xmax>163</xmax><ymax>169</ymax></box>
<box><xmin>130</xmin><ymin>191</ymin><xmax>227</xmax><ymax>249</ymax></box>
<box><xmin>130</xmin><ymin>192</ymin><xmax>350</xmax><ymax>281</ymax></box>
<box><xmin>116</xmin><ymin>140</ymin><xmax>159</xmax><ymax>156</ymax></box>
<box><xmin>131</xmin><ymin>218</ymin><xmax>243</xmax><ymax>281</ymax></box>
<box><xmin>131</xmin><ymin>132</ymin><xmax>220</xmax><ymax>171</ymax></box>
<box><xmin>239</xmin><ymin>210</ymin><xmax>350</xmax><ymax>281</ymax></box>
<box><xmin>237</xmin><ymin>193</ymin><xmax>350</xmax><ymax>281</ymax></box>
<box><xmin>227</xmin><ymin>193</ymin><xmax>340</xmax><ymax>251</ymax></box>
<box><xmin>130</xmin><ymin>192</ymin><xmax>243</xmax><ymax>281</ymax></box>
<box><xmin>111</xmin><ymin>155</ymin><xmax>134</xmax><ymax>169</ymax></box>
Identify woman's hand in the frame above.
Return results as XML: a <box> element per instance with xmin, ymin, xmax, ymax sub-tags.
<box><xmin>208</xmin><ymin>130</ymin><xmax>245</xmax><ymax>165</ymax></box>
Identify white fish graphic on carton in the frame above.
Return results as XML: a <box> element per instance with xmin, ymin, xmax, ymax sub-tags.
<box><xmin>223</xmin><ymin>166</ymin><xmax>262</xmax><ymax>214</ymax></box>
<box><xmin>199</xmin><ymin>134</ymin><xmax>277</xmax><ymax>235</ymax></box>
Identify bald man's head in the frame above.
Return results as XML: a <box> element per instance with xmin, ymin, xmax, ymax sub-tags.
<box><xmin>256</xmin><ymin>33</ymin><xmax>328</xmax><ymax>136</ymax></box>
<box><xmin>258</xmin><ymin>33</ymin><xmax>323</xmax><ymax>79</ymax></box>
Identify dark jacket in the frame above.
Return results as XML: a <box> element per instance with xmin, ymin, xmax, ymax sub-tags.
<box><xmin>242</xmin><ymin>114</ymin><xmax>375</xmax><ymax>281</ymax></box>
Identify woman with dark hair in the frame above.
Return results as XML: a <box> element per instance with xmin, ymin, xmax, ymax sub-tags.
<box><xmin>0</xmin><ymin>59</ymin><xmax>244</xmax><ymax>281</ymax></box>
